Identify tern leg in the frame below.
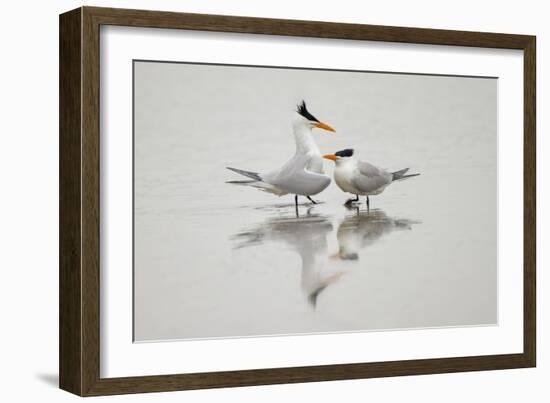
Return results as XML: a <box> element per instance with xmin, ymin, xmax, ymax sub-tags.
<box><xmin>307</xmin><ymin>196</ymin><xmax>318</xmax><ymax>204</ymax></box>
<box><xmin>294</xmin><ymin>195</ymin><xmax>298</xmax><ymax>207</ymax></box>
<box><xmin>344</xmin><ymin>195</ymin><xmax>359</xmax><ymax>206</ymax></box>
<box><xmin>366</xmin><ymin>196</ymin><xmax>370</xmax><ymax>210</ymax></box>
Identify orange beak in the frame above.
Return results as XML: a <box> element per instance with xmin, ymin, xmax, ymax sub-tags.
<box><xmin>314</xmin><ymin>121</ymin><xmax>336</xmax><ymax>132</ymax></box>
<box><xmin>323</xmin><ymin>154</ymin><xmax>338</xmax><ymax>161</ymax></box>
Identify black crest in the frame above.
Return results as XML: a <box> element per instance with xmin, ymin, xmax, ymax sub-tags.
<box><xmin>335</xmin><ymin>149</ymin><xmax>354</xmax><ymax>157</ymax></box>
<box><xmin>296</xmin><ymin>101</ymin><xmax>319</xmax><ymax>122</ymax></box>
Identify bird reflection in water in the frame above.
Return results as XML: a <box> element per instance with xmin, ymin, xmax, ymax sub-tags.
<box><xmin>231</xmin><ymin>206</ymin><xmax>418</xmax><ymax>307</ymax></box>
<box><xmin>232</xmin><ymin>208</ymin><xmax>339</xmax><ymax>307</ymax></box>
<box><xmin>333</xmin><ymin>207</ymin><xmax>419</xmax><ymax>261</ymax></box>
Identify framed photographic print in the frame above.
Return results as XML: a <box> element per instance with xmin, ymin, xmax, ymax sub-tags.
<box><xmin>59</xmin><ymin>6</ymin><xmax>536</xmax><ymax>396</ymax></box>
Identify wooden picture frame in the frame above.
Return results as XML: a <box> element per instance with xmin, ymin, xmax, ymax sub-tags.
<box><xmin>59</xmin><ymin>6</ymin><xmax>536</xmax><ymax>396</ymax></box>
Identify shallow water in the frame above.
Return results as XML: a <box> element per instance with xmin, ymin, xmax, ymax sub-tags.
<box><xmin>133</xmin><ymin>61</ymin><xmax>497</xmax><ymax>342</ymax></box>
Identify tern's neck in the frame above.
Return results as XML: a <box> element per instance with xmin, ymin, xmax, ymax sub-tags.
<box><xmin>293</xmin><ymin>124</ymin><xmax>320</xmax><ymax>154</ymax></box>
<box><xmin>335</xmin><ymin>158</ymin><xmax>356</xmax><ymax>169</ymax></box>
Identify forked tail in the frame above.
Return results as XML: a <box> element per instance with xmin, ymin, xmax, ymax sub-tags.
<box><xmin>226</xmin><ymin>167</ymin><xmax>287</xmax><ymax>196</ymax></box>
<box><xmin>392</xmin><ymin>168</ymin><xmax>420</xmax><ymax>181</ymax></box>
<box><xmin>226</xmin><ymin>167</ymin><xmax>262</xmax><ymax>182</ymax></box>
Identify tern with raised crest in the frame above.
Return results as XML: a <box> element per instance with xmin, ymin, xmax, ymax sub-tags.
<box><xmin>227</xmin><ymin>101</ymin><xmax>335</xmax><ymax>207</ymax></box>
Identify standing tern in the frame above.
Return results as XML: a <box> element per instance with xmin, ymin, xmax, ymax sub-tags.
<box><xmin>323</xmin><ymin>149</ymin><xmax>419</xmax><ymax>208</ymax></box>
<box><xmin>227</xmin><ymin>101</ymin><xmax>335</xmax><ymax>207</ymax></box>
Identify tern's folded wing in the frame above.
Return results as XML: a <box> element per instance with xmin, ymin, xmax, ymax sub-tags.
<box><xmin>277</xmin><ymin>169</ymin><xmax>330</xmax><ymax>195</ymax></box>
<box><xmin>352</xmin><ymin>161</ymin><xmax>393</xmax><ymax>192</ymax></box>
<box><xmin>357</xmin><ymin>160</ymin><xmax>388</xmax><ymax>177</ymax></box>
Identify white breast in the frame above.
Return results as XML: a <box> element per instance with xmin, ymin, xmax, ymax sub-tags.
<box><xmin>334</xmin><ymin>164</ymin><xmax>359</xmax><ymax>195</ymax></box>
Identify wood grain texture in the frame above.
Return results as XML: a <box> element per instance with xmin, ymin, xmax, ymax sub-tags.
<box><xmin>523</xmin><ymin>38</ymin><xmax>536</xmax><ymax>367</ymax></box>
<box><xmin>59</xmin><ymin>6</ymin><xmax>537</xmax><ymax>396</ymax></box>
<box><xmin>85</xmin><ymin>6</ymin><xmax>532</xmax><ymax>49</ymax></box>
<box><xmin>86</xmin><ymin>354</ymin><xmax>531</xmax><ymax>396</ymax></box>
<box><xmin>81</xmin><ymin>6</ymin><xmax>102</xmax><ymax>395</ymax></box>
<box><xmin>59</xmin><ymin>8</ymin><xmax>82</xmax><ymax>396</ymax></box>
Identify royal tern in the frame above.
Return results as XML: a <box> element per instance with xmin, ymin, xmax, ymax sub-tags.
<box><xmin>323</xmin><ymin>149</ymin><xmax>419</xmax><ymax>208</ymax></box>
<box><xmin>227</xmin><ymin>101</ymin><xmax>335</xmax><ymax>207</ymax></box>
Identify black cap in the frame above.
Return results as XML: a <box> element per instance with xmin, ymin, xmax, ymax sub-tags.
<box><xmin>335</xmin><ymin>149</ymin><xmax>354</xmax><ymax>157</ymax></box>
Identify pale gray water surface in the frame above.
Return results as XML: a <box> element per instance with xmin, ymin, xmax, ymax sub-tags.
<box><xmin>133</xmin><ymin>61</ymin><xmax>497</xmax><ymax>342</ymax></box>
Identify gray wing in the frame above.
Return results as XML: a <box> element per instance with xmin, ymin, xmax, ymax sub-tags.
<box><xmin>351</xmin><ymin>160</ymin><xmax>393</xmax><ymax>193</ymax></box>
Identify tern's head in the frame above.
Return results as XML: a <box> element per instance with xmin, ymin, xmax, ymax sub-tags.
<box><xmin>293</xmin><ymin>101</ymin><xmax>336</xmax><ymax>133</ymax></box>
<box><xmin>323</xmin><ymin>149</ymin><xmax>355</xmax><ymax>164</ymax></box>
